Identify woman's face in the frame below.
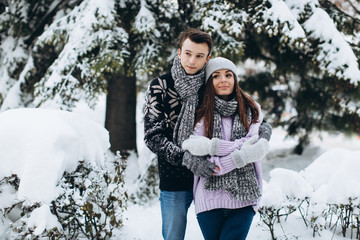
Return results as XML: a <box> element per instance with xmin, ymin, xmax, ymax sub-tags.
<box><xmin>212</xmin><ymin>69</ymin><xmax>235</xmax><ymax>100</ymax></box>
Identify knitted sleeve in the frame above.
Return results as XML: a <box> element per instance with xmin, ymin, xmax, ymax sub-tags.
<box><xmin>193</xmin><ymin>117</ymin><xmax>254</xmax><ymax>174</ymax></box>
<box><xmin>259</xmin><ymin>121</ymin><xmax>272</xmax><ymax>141</ymax></box>
<box><xmin>192</xmin><ymin>113</ymin><xmax>272</xmax><ymax>175</ymax></box>
<box><xmin>207</xmin><ymin>102</ymin><xmax>269</xmax><ymax>157</ymax></box>
<box><xmin>255</xmin><ymin>101</ymin><xmax>272</xmax><ymax>141</ymax></box>
<box><xmin>143</xmin><ymin>77</ymin><xmax>184</xmax><ymax>166</ymax></box>
<box><xmin>193</xmin><ymin>118</ymin><xmax>245</xmax><ymax>156</ymax></box>
<box><xmin>212</xmin><ymin>121</ymin><xmax>272</xmax><ymax>175</ymax></box>
<box><xmin>214</xmin><ymin>107</ymin><xmax>262</xmax><ymax>158</ymax></box>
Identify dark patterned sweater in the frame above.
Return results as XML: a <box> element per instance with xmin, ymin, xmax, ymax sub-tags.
<box><xmin>144</xmin><ymin>72</ymin><xmax>194</xmax><ymax>191</ymax></box>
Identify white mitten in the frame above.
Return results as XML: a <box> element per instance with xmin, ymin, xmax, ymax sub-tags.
<box><xmin>242</xmin><ymin>135</ymin><xmax>259</xmax><ymax>147</ymax></box>
<box><xmin>182</xmin><ymin>135</ymin><xmax>220</xmax><ymax>156</ymax></box>
<box><xmin>231</xmin><ymin>138</ymin><xmax>269</xmax><ymax>168</ymax></box>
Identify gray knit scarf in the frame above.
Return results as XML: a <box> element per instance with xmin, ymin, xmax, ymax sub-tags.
<box><xmin>204</xmin><ymin>96</ymin><xmax>261</xmax><ymax>202</ymax></box>
<box><xmin>171</xmin><ymin>55</ymin><xmax>206</xmax><ymax>146</ymax></box>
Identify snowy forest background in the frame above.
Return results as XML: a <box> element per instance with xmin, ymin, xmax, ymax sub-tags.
<box><xmin>0</xmin><ymin>0</ymin><xmax>360</xmax><ymax>239</ymax></box>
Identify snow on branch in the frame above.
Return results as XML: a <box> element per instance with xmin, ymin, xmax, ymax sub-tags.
<box><xmin>285</xmin><ymin>0</ymin><xmax>360</xmax><ymax>85</ymax></box>
<box><xmin>259</xmin><ymin>148</ymin><xmax>360</xmax><ymax>239</ymax></box>
<box><xmin>252</xmin><ymin>0</ymin><xmax>306</xmax><ymax>46</ymax></box>
<box><xmin>304</xmin><ymin>7</ymin><xmax>360</xmax><ymax>85</ymax></box>
<box><xmin>134</xmin><ymin>0</ymin><xmax>156</xmax><ymax>34</ymax></box>
<box><xmin>33</xmin><ymin>0</ymin><xmax>128</xmax><ymax>108</ymax></box>
<box><xmin>0</xmin><ymin>108</ymin><xmax>127</xmax><ymax>239</ymax></box>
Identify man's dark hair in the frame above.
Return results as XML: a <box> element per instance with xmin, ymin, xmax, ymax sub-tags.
<box><xmin>178</xmin><ymin>28</ymin><xmax>213</xmax><ymax>56</ymax></box>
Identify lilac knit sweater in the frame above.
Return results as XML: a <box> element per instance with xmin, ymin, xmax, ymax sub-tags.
<box><xmin>192</xmin><ymin>114</ymin><xmax>263</xmax><ymax>215</ymax></box>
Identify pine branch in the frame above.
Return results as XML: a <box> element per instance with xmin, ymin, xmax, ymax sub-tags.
<box><xmin>345</xmin><ymin>0</ymin><xmax>360</xmax><ymax>15</ymax></box>
<box><xmin>321</xmin><ymin>0</ymin><xmax>360</xmax><ymax>25</ymax></box>
<box><xmin>24</xmin><ymin>0</ymin><xmax>72</xmax><ymax>46</ymax></box>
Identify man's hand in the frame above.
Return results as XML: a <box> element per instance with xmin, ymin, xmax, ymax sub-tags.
<box><xmin>182</xmin><ymin>151</ymin><xmax>217</xmax><ymax>178</ymax></box>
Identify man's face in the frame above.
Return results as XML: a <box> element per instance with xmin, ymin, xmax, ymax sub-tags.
<box><xmin>178</xmin><ymin>38</ymin><xmax>210</xmax><ymax>75</ymax></box>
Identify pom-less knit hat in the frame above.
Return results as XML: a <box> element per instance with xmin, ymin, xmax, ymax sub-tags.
<box><xmin>205</xmin><ymin>57</ymin><xmax>238</xmax><ymax>83</ymax></box>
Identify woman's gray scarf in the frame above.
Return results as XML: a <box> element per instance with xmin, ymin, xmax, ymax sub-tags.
<box><xmin>171</xmin><ymin>55</ymin><xmax>206</xmax><ymax>146</ymax></box>
<box><xmin>204</xmin><ymin>96</ymin><xmax>261</xmax><ymax>202</ymax></box>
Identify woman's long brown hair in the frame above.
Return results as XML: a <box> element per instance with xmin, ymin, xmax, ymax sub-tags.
<box><xmin>195</xmin><ymin>75</ymin><xmax>259</xmax><ymax>138</ymax></box>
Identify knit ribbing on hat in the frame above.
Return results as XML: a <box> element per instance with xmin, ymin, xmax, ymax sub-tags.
<box><xmin>205</xmin><ymin>57</ymin><xmax>238</xmax><ymax>83</ymax></box>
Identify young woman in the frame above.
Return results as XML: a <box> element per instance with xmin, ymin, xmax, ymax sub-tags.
<box><xmin>182</xmin><ymin>57</ymin><xmax>272</xmax><ymax>240</ymax></box>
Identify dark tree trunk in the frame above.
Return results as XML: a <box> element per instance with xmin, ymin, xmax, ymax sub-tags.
<box><xmin>105</xmin><ymin>71</ymin><xmax>137</xmax><ymax>156</ymax></box>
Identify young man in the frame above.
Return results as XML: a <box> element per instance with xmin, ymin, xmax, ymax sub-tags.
<box><xmin>144</xmin><ymin>28</ymin><xmax>213</xmax><ymax>240</ymax></box>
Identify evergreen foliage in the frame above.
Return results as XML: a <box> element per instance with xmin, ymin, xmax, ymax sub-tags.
<box><xmin>0</xmin><ymin>0</ymin><xmax>359</xmax><ymax>153</ymax></box>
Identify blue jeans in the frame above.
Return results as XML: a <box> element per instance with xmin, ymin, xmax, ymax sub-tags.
<box><xmin>159</xmin><ymin>190</ymin><xmax>193</xmax><ymax>240</ymax></box>
<box><xmin>196</xmin><ymin>206</ymin><xmax>255</xmax><ymax>240</ymax></box>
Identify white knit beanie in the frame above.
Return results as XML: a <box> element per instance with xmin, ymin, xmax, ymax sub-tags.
<box><xmin>205</xmin><ymin>57</ymin><xmax>238</xmax><ymax>83</ymax></box>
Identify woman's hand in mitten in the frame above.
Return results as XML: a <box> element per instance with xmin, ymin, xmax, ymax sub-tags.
<box><xmin>182</xmin><ymin>135</ymin><xmax>220</xmax><ymax>156</ymax></box>
<box><xmin>230</xmin><ymin>137</ymin><xmax>269</xmax><ymax>168</ymax></box>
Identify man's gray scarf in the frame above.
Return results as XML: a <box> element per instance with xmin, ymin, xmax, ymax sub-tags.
<box><xmin>204</xmin><ymin>96</ymin><xmax>261</xmax><ymax>202</ymax></box>
<box><xmin>171</xmin><ymin>55</ymin><xmax>206</xmax><ymax>146</ymax></box>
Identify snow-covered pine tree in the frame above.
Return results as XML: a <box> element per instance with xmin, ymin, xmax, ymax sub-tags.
<box><xmin>0</xmin><ymin>0</ymin><xmax>74</xmax><ymax>107</ymax></box>
<box><xmin>194</xmin><ymin>0</ymin><xmax>360</xmax><ymax>153</ymax></box>
<box><xmin>1</xmin><ymin>0</ymin><xmax>359</xmax><ymax>155</ymax></box>
<box><xmin>0</xmin><ymin>0</ymin><xmax>135</xmax><ymax>154</ymax></box>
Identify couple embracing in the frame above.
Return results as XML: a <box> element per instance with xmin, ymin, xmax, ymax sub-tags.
<box><xmin>144</xmin><ymin>28</ymin><xmax>272</xmax><ymax>240</ymax></box>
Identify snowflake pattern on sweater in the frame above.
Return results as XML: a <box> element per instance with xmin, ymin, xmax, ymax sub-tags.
<box><xmin>144</xmin><ymin>72</ymin><xmax>194</xmax><ymax>191</ymax></box>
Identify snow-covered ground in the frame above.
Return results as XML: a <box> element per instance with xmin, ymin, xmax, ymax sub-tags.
<box><xmin>122</xmin><ymin>121</ymin><xmax>360</xmax><ymax>240</ymax></box>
